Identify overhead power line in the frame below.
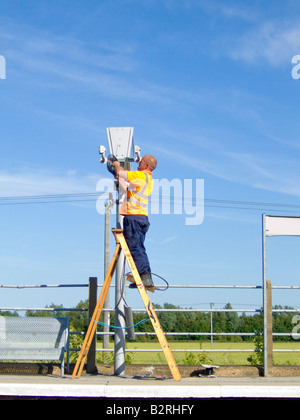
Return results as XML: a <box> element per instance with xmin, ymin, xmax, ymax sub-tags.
<box><xmin>0</xmin><ymin>192</ymin><xmax>97</xmax><ymax>201</ymax></box>
<box><xmin>1</xmin><ymin>192</ymin><xmax>300</xmax><ymax>213</ymax></box>
<box><xmin>0</xmin><ymin>192</ymin><xmax>98</xmax><ymax>206</ymax></box>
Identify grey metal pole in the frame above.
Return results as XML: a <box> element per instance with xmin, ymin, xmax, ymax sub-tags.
<box><xmin>210</xmin><ymin>303</ymin><xmax>214</xmax><ymax>348</ymax></box>
<box><xmin>100</xmin><ymin>126</ymin><xmax>135</xmax><ymax>376</ymax></box>
<box><xmin>266</xmin><ymin>280</ymin><xmax>273</xmax><ymax>371</ymax></box>
<box><xmin>103</xmin><ymin>194</ymin><xmax>113</xmax><ymax>361</ymax></box>
<box><xmin>114</xmin><ymin>179</ymin><xmax>126</xmax><ymax>376</ymax></box>
<box><xmin>262</xmin><ymin>213</ymin><xmax>268</xmax><ymax>377</ymax></box>
<box><xmin>87</xmin><ymin>277</ymin><xmax>98</xmax><ymax>373</ymax></box>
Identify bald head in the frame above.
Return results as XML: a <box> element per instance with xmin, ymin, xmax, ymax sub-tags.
<box><xmin>144</xmin><ymin>155</ymin><xmax>157</xmax><ymax>170</ymax></box>
<box><xmin>138</xmin><ymin>155</ymin><xmax>157</xmax><ymax>172</ymax></box>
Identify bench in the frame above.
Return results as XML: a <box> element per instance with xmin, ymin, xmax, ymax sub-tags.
<box><xmin>0</xmin><ymin>316</ymin><xmax>69</xmax><ymax>376</ymax></box>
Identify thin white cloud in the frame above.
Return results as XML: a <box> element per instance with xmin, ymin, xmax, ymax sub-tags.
<box><xmin>0</xmin><ymin>18</ymin><xmax>194</xmax><ymax>110</ymax></box>
<box><xmin>0</xmin><ymin>168</ymin><xmax>98</xmax><ymax>198</ymax></box>
<box><xmin>161</xmin><ymin>235</ymin><xmax>178</xmax><ymax>245</ymax></box>
<box><xmin>228</xmin><ymin>20</ymin><xmax>300</xmax><ymax>66</ymax></box>
<box><xmin>159</xmin><ymin>0</ymin><xmax>256</xmax><ymax>21</ymax></box>
<box><xmin>154</xmin><ymin>139</ymin><xmax>300</xmax><ymax>198</ymax></box>
<box><xmin>0</xmin><ymin>17</ymin><xmax>136</xmax><ymax>73</ymax></box>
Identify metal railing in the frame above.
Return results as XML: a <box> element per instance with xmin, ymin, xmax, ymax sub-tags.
<box><xmin>1</xmin><ymin>279</ymin><xmax>300</xmax><ymax>375</ymax></box>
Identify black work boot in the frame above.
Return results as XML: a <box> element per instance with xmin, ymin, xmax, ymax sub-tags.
<box><xmin>128</xmin><ymin>271</ymin><xmax>156</xmax><ymax>293</ymax></box>
<box><xmin>140</xmin><ymin>271</ymin><xmax>154</xmax><ymax>287</ymax></box>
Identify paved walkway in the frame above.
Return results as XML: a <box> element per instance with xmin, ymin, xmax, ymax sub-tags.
<box><xmin>1</xmin><ymin>373</ymin><xmax>300</xmax><ymax>399</ymax></box>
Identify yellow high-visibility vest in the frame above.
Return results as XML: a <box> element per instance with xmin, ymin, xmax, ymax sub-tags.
<box><xmin>120</xmin><ymin>170</ymin><xmax>153</xmax><ymax>216</ymax></box>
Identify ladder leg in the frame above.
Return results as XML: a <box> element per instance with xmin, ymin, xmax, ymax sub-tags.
<box><xmin>72</xmin><ymin>243</ymin><xmax>121</xmax><ymax>379</ymax></box>
<box><xmin>115</xmin><ymin>231</ymin><xmax>182</xmax><ymax>382</ymax></box>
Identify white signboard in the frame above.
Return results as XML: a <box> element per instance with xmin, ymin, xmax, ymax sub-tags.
<box><xmin>106</xmin><ymin>127</ymin><xmax>134</xmax><ymax>162</ymax></box>
<box><xmin>265</xmin><ymin>215</ymin><xmax>300</xmax><ymax>236</ymax></box>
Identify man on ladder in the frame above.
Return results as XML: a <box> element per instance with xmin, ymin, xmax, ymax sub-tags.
<box><xmin>72</xmin><ymin>150</ymin><xmax>181</xmax><ymax>381</ymax></box>
<box><xmin>108</xmin><ymin>154</ymin><xmax>157</xmax><ymax>292</ymax></box>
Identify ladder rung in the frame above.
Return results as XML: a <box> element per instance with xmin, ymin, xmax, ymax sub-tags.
<box><xmin>72</xmin><ymin>229</ymin><xmax>181</xmax><ymax>382</ymax></box>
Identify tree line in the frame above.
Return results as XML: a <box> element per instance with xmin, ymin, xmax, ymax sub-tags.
<box><xmin>1</xmin><ymin>301</ymin><xmax>296</xmax><ymax>342</ymax></box>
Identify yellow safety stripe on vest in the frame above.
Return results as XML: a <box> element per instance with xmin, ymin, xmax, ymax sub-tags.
<box><xmin>127</xmin><ymin>172</ymin><xmax>149</xmax><ymax>208</ymax></box>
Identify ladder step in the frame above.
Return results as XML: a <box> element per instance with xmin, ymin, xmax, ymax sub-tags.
<box><xmin>72</xmin><ymin>229</ymin><xmax>181</xmax><ymax>382</ymax></box>
<box><xmin>115</xmin><ymin>231</ymin><xmax>181</xmax><ymax>382</ymax></box>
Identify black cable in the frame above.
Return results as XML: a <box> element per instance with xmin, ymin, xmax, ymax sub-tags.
<box><xmin>124</xmin><ymin>270</ymin><xmax>169</xmax><ymax>292</ymax></box>
<box><xmin>151</xmin><ymin>273</ymin><xmax>169</xmax><ymax>292</ymax></box>
<box><xmin>2</xmin><ymin>191</ymin><xmax>300</xmax><ymax>214</ymax></box>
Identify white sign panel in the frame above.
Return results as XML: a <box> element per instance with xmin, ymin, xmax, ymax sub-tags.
<box><xmin>265</xmin><ymin>215</ymin><xmax>300</xmax><ymax>236</ymax></box>
<box><xmin>106</xmin><ymin>127</ymin><xmax>134</xmax><ymax>162</ymax></box>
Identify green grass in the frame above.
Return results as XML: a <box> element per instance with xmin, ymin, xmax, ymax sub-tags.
<box><xmin>97</xmin><ymin>340</ymin><xmax>300</xmax><ymax>366</ymax></box>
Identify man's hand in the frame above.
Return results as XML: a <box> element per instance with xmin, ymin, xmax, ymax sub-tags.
<box><xmin>107</xmin><ymin>159</ymin><xmax>120</xmax><ymax>177</ymax></box>
<box><xmin>111</xmin><ymin>161</ymin><xmax>121</xmax><ymax>171</ymax></box>
<box><xmin>107</xmin><ymin>157</ymin><xmax>127</xmax><ymax>181</ymax></box>
<box><xmin>111</xmin><ymin>161</ymin><xmax>121</xmax><ymax>179</ymax></box>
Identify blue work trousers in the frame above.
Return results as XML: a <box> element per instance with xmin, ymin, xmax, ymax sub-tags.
<box><xmin>123</xmin><ymin>215</ymin><xmax>151</xmax><ymax>274</ymax></box>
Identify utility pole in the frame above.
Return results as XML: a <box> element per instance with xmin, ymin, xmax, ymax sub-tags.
<box><xmin>99</xmin><ymin>127</ymin><xmax>140</xmax><ymax>376</ymax></box>
<box><xmin>103</xmin><ymin>193</ymin><xmax>113</xmax><ymax>361</ymax></box>
<box><xmin>114</xmin><ymin>179</ymin><xmax>126</xmax><ymax>376</ymax></box>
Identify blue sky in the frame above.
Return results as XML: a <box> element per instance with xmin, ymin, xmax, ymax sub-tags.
<box><xmin>1</xmin><ymin>0</ymin><xmax>300</xmax><ymax>313</ymax></box>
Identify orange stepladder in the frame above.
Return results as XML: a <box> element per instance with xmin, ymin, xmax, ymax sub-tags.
<box><xmin>72</xmin><ymin>229</ymin><xmax>181</xmax><ymax>382</ymax></box>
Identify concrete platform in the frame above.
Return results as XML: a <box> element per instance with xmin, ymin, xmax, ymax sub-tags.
<box><xmin>1</xmin><ymin>373</ymin><xmax>300</xmax><ymax>400</ymax></box>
